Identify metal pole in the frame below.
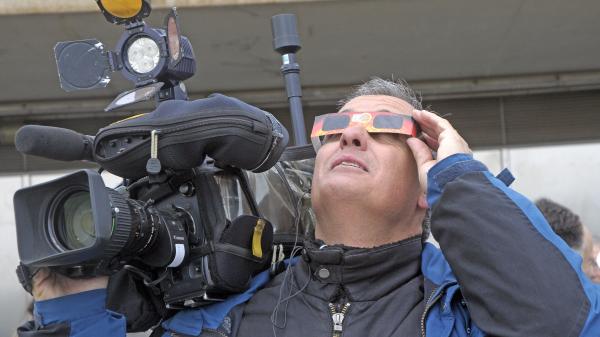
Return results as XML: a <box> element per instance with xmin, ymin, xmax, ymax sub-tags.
<box><xmin>271</xmin><ymin>14</ymin><xmax>308</xmax><ymax>146</ymax></box>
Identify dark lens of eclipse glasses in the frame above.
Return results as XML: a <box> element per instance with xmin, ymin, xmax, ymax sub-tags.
<box><xmin>373</xmin><ymin>114</ymin><xmax>405</xmax><ymax>129</ymax></box>
<box><xmin>322</xmin><ymin>115</ymin><xmax>350</xmax><ymax>131</ymax></box>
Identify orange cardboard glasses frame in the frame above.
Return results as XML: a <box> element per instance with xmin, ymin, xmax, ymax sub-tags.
<box><xmin>310</xmin><ymin>111</ymin><xmax>419</xmax><ymax>150</ymax></box>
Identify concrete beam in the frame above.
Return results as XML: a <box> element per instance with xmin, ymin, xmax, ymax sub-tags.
<box><xmin>2</xmin><ymin>70</ymin><xmax>600</xmax><ymax>120</ymax></box>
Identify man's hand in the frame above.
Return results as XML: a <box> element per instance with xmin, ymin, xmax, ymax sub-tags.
<box><xmin>32</xmin><ymin>268</ymin><xmax>108</xmax><ymax>301</ymax></box>
<box><xmin>406</xmin><ymin>109</ymin><xmax>472</xmax><ymax>199</ymax></box>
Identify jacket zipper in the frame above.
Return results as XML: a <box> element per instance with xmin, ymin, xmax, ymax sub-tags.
<box><xmin>329</xmin><ymin>302</ymin><xmax>351</xmax><ymax>337</ymax></box>
<box><xmin>95</xmin><ymin>117</ymin><xmax>262</xmax><ymax>160</ymax></box>
<box><xmin>420</xmin><ymin>287</ymin><xmax>443</xmax><ymax>337</ymax></box>
<box><xmin>460</xmin><ymin>298</ymin><xmax>472</xmax><ymax>336</ymax></box>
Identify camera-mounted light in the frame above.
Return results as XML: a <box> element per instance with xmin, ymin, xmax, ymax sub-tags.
<box><xmin>127</xmin><ymin>36</ymin><xmax>161</xmax><ymax>74</ymax></box>
<box><xmin>118</xmin><ymin>25</ymin><xmax>169</xmax><ymax>84</ymax></box>
<box><xmin>96</xmin><ymin>0</ymin><xmax>151</xmax><ymax>25</ymax></box>
<box><xmin>53</xmin><ymin>7</ymin><xmax>195</xmax><ymax>111</ymax></box>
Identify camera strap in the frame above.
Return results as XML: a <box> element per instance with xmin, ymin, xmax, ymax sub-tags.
<box><xmin>279</xmin><ymin>144</ymin><xmax>315</xmax><ymax>162</ymax></box>
<box><xmin>15</xmin><ymin>263</ymin><xmax>36</xmax><ymax>295</ymax></box>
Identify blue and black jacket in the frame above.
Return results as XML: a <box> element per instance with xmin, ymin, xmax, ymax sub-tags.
<box><xmin>19</xmin><ymin>154</ymin><xmax>600</xmax><ymax>337</ymax></box>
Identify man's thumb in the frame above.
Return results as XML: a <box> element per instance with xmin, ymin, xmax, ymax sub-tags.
<box><xmin>406</xmin><ymin>137</ymin><xmax>433</xmax><ymax>167</ymax></box>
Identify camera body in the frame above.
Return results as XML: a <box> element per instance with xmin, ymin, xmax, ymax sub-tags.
<box><xmin>14</xmin><ymin>90</ymin><xmax>292</xmax><ymax>308</ymax></box>
<box><xmin>17</xmin><ymin>164</ymin><xmax>274</xmax><ymax>308</ymax></box>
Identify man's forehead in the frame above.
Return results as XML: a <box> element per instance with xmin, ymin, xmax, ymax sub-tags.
<box><xmin>339</xmin><ymin>95</ymin><xmax>415</xmax><ymax>115</ymax></box>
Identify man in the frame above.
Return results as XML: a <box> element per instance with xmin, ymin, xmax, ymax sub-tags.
<box><xmin>583</xmin><ymin>233</ymin><xmax>600</xmax><ymax>283</ymax></box>
<box><xmin>20</xmin><ymin>78</ymin><xmax>600</xmax><ymax>337</ymax></box>
<box><xmin>535</xmin><ymin>198</ymin><xmax>584</xmax><ymax>251</ymax></box>
<box><xmin>535</xmin><ymin>198</ymin><xmax>600</xmax><ymax>283</ymax></box>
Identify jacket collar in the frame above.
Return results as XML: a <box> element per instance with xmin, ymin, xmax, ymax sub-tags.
<box><xmin>298</xmin><ymin>236</ymin><xmax>423</xmax><ymax>301</ymax></box>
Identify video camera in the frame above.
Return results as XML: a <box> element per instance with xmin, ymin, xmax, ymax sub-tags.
<box><xmin>13</xmin><ymin>0</ymin><xmax>315</xmax><ymax>317</ymax></box>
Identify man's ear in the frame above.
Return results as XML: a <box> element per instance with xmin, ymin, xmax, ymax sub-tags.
<box><xmin>417</xmin><ymin>193</ymin><xmax>428</xmax><ymax>209</ymax></box>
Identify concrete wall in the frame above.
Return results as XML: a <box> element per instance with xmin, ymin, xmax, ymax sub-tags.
<box><xmin>1</xmin><ymin>141</ymin><xmax>599</xmax><ymax>335</ymax></box>
<box><xmin>475</xmin><ymin>142</ymin><xmax>600</xmax><ymax>232</ymax></box>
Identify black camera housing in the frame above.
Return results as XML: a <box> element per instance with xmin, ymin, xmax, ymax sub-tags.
<box><xmin>13</xmin><ymin>93</ymin><xmax>287</xmax><ymax>308</ymax></box>
<box><xmin>15</xmin><ymin>163</ymin><xmax>275</xmax><ymax>308</ymax></box>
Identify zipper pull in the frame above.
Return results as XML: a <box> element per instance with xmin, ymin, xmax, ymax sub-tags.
<box><xmin>332</xmin><ymin>312</ymin><xmax>344</xmax><ymax>332</ymax></box>
<box><xmin>147</xmin><ymin>130</ymin><xmax>167</xmax><ymax>183</ymax></box>
<box><xmin>146</xmin><ymin>129</ymin><xmax>162</xmax><ymax>175</ymax></box>
<box><xmin>329</xmin><ymin>302</ymin><xmax>350</xmax><ymax>337</ymax></box>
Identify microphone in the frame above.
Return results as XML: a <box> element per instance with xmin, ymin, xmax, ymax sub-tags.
<box><xmin>15</xmin><ymin>125</ymin><xmax>95</xmax><ymax>162</ymax></box>
<box><xmin>271</xmin><ymin>14</ymin><xmax>307</xmax><ymax>146</ymax></box>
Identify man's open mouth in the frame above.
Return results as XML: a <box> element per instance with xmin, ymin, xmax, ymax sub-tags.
<box><xmin>332</xmin><ymin>157</ymin><xmax>368</xmax><ymax>172</ymax></box>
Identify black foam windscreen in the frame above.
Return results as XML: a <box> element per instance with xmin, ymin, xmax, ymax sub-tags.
<box><xmin>271</xmin><ymin>14</ymin><xmax>301</xmax><ymax>54</ymax></box>
<box><xmin>15</xmin><ymin>125</ymin><xmax>95</xmax><ymax>162</ymax></box>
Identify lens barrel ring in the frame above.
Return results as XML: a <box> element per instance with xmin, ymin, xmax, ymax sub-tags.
<box><xmin>102</xmin><ymin>189</ymin><xmax>133</xmax><ymax>261</ymax></box>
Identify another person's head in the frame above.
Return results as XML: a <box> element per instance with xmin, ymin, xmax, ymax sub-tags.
<box><xmin>582</xmin><ymin>233</ymin><xmax>600</xmax><ymax>283</ymax></box>
<box><xmin>311</xmin><ymin>78</ymin><xmax>428</xmax><ymax>247</ymax></box>
<box><xmin>535</xmin><ymin>198</ymin><xmax>583</xmax><ymax>250</ymax></box>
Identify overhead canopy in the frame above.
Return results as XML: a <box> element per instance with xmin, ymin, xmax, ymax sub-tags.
<box><xmin>1</xmin><ymin>0</ymin><xmax>599</xmax><ymax>172</ymax></box>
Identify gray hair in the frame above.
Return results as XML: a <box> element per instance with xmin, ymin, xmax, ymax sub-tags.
<box><xmin>339</xmin><ymin>77</ymin><xmax>423</xmax><ymax>110</ymax></box>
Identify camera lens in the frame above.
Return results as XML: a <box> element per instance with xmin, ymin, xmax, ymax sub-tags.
<box><xmin>53</xmin><ymin>191</ymin><xmax>96</xmax><ymax>250</ymax></box>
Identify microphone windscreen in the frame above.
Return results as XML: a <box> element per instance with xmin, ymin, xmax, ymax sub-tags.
<box><xmin>15</xmin><ymin>125</ymin><xmax>93</xmax><ymax>161</ymax></box>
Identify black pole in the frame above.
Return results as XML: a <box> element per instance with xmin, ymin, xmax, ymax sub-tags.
<box><xmin>271</xmin><ymin>14</ymin><xmax>308</xmax><ymax>146</ymax></box>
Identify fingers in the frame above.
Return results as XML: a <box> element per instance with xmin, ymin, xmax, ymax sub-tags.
<box><xmin>412</xmin><ymin>109</ymin><xmax>472</xmax><ymax>159</ymax></box>
<box><xmin>421</xmin><ymin>132</ymin><xmax>439</xmax><ymax>151</ymax></box>
<box><xmin>407</xmin><ymin>137</ymin><xmax>435</xmax><ymax>193</ymax></box>
<box><xmin>32</xmin><ymin>268</ymin><xmax>54</xmax><ymax>301</ymax></box>
<box><xmin>406</xmin><ymin>137</ymin><xmax>433</xmax><ymax>167</ymax></box>
<box><xmin>31</xmin><ymin>269</ymin><xmax>109</xmax><ymax>301</ymax></box>
<box><xmin>32</xmin><ymin>268</ymin><xmax>51</xmax><ymax>287</ymax></box>
<box><xmin>412</xmin><ymin>109</ymin><xmax>454</xmax><ymax>139</ymax></box>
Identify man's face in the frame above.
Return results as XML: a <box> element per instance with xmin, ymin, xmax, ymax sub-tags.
<box><xmin>311</xmin><ymin>95</ymin><xmax>423</xmax><ymax>221</ymax></box>
<box><xmin>585</xmin><ymin>241</ymin><xmax>600</xmax><ymax>283</ymax></box>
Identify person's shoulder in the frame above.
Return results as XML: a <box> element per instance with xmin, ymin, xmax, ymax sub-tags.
<box><xmin>421</xmin><ymin>242</ymin><xmax>457</xmax><ymax>286</ymax></box>
<box><xmin>256</xmin><ymin>265</ymin><xmax>296</xmax><ymax>291</ymax></box>
<box><xmin>244</xmin><ymin>261</ymin><xmax>303</xmax><ymax>308</ymax></box>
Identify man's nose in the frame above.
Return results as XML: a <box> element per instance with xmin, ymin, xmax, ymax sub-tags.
<box><xmin>339</xmin><ymin>126</ymin><xmax>369</xmax><ymax>151</ymax></box>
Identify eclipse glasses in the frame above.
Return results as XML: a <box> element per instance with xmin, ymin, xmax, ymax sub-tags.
<box><xmin>311</xmin><ymin>111</ymin><xmax>419</xmax><ymax>150</ymax></box>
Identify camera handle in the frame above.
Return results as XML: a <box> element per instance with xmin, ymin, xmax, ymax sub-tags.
<box><xmin>16</xmin><ymin>263</ymin><xmax>37</xmax><ymax>295</ymax></box>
